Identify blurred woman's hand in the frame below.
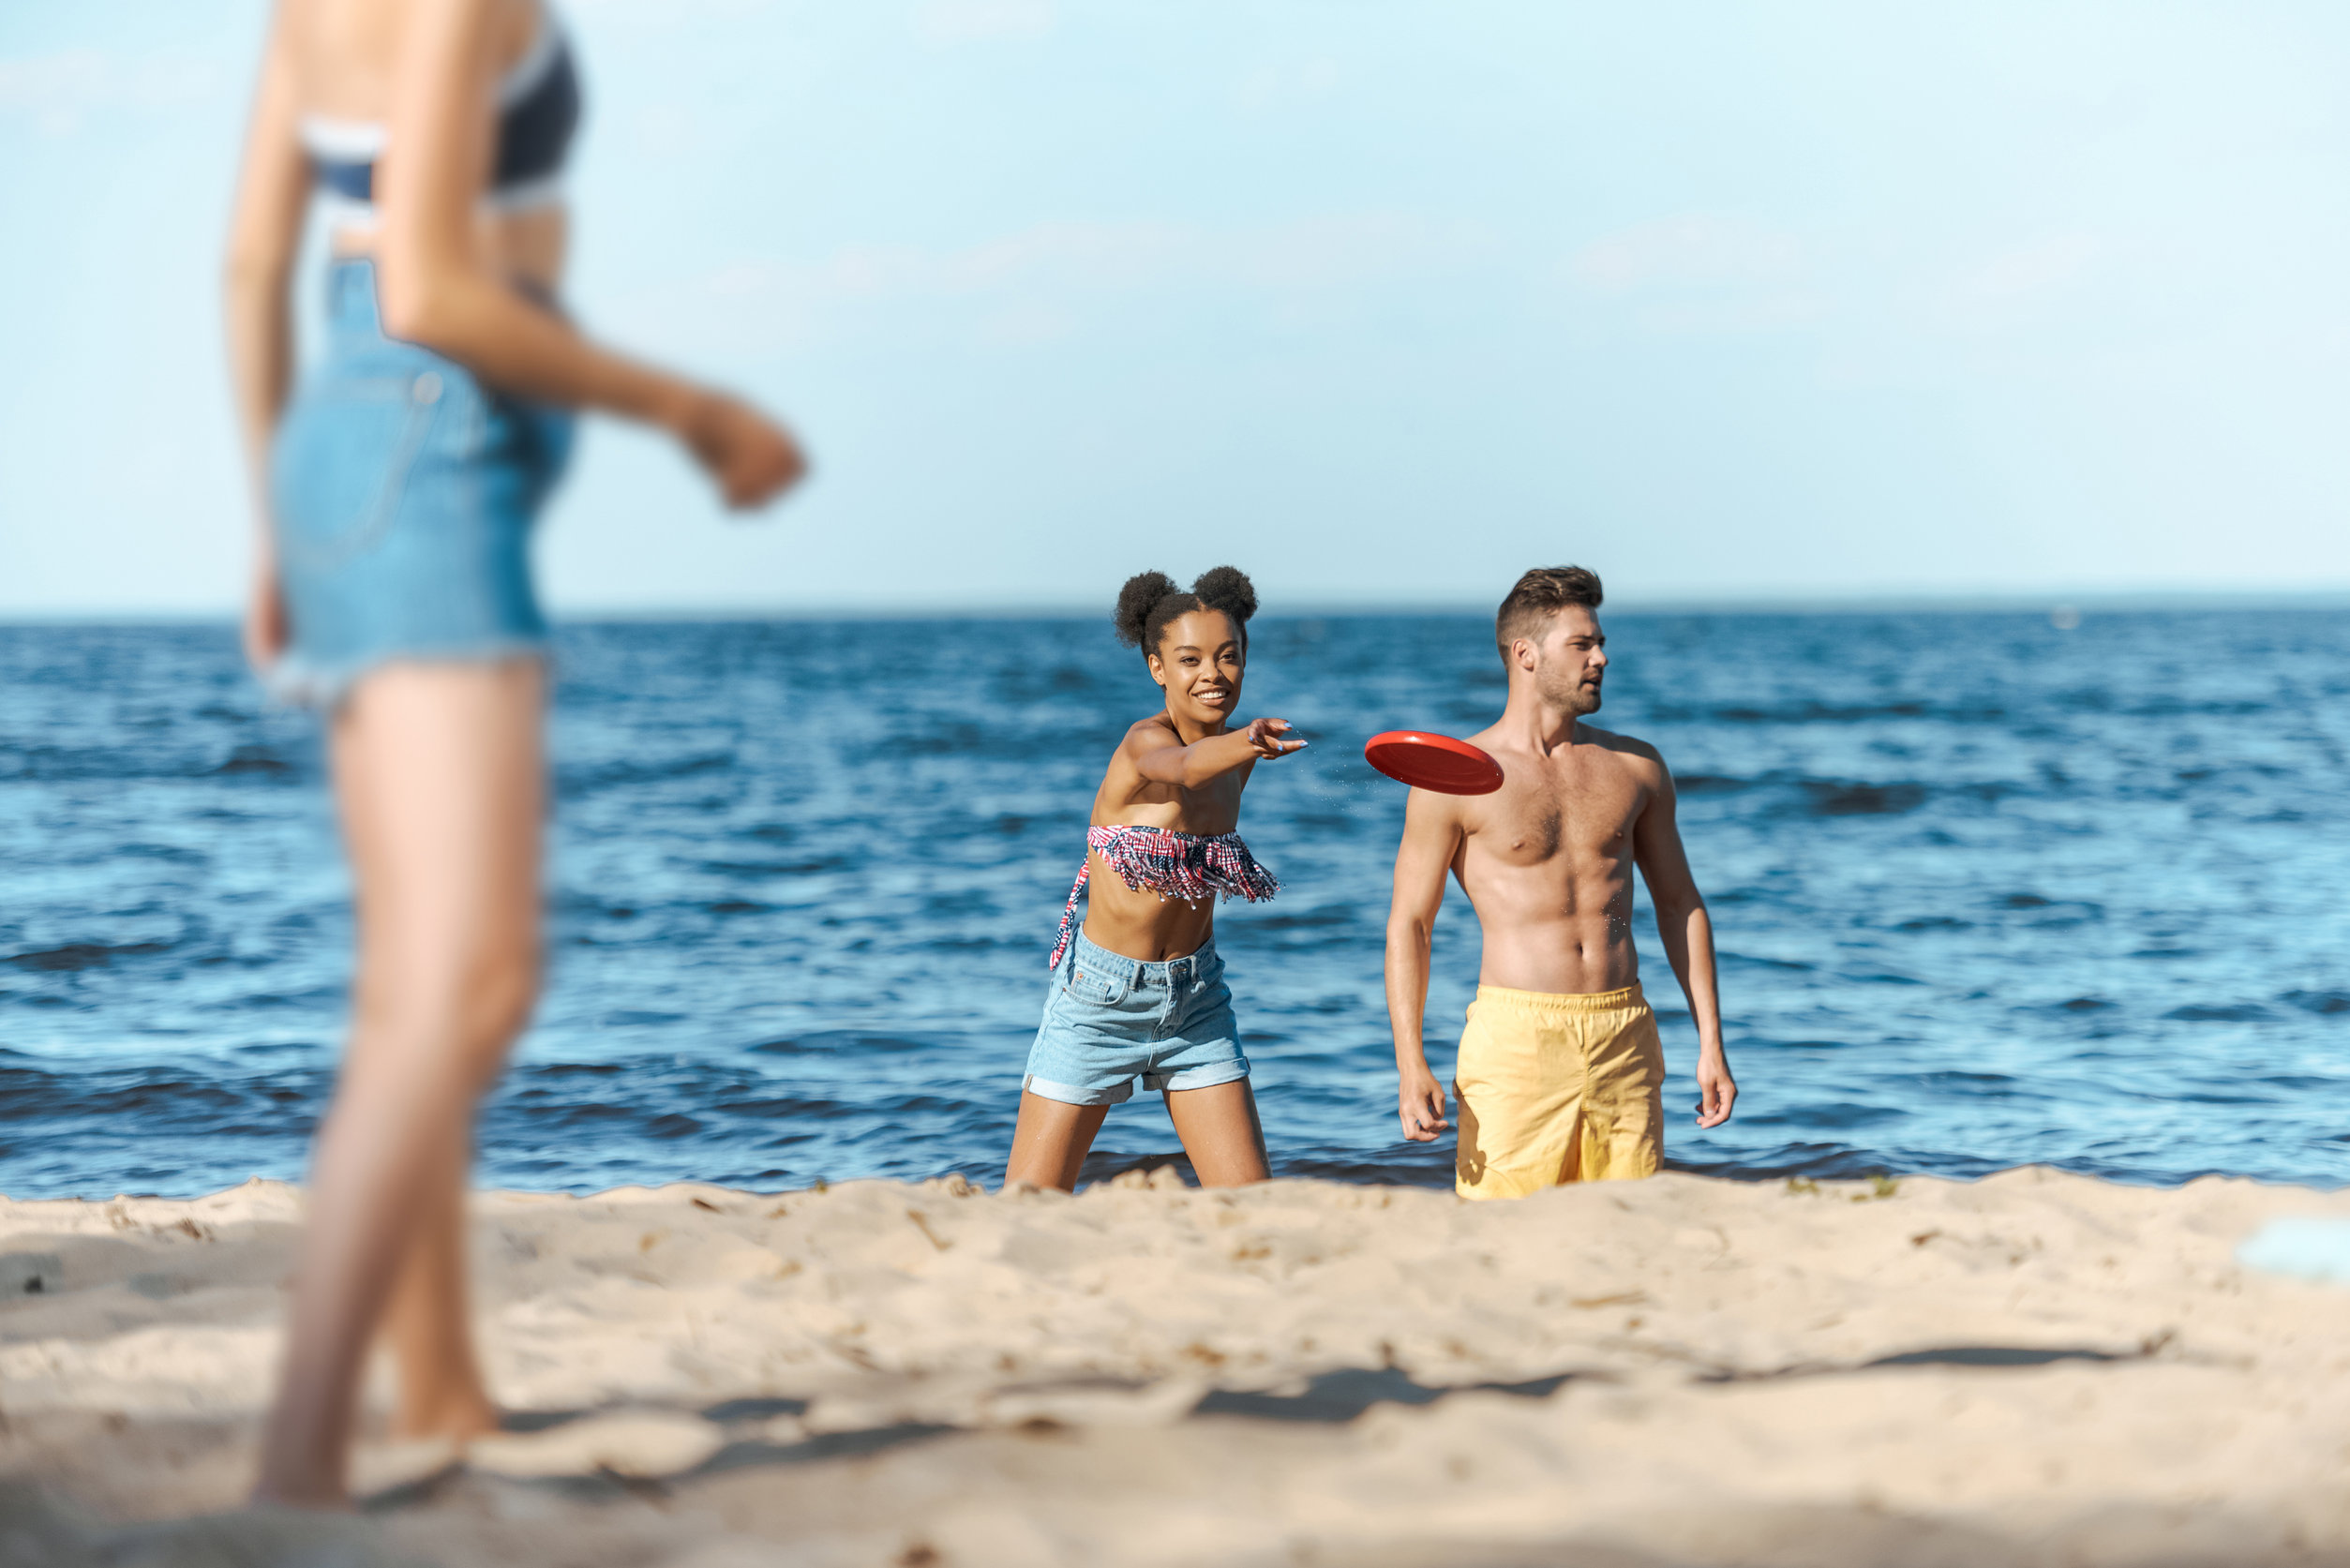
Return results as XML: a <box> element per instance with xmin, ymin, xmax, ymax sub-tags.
<box><xmin>676</xmin><ymin>391</ymin><xmax>807</xmax><ymax>511</ymax></box>
<box><xmin>243</xmin><ymin>564</ymin><xmax>289</xmax><ymax>674</ymax></box>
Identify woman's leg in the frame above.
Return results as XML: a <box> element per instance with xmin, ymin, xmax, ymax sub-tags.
<box><xmin>379</xmin><ymin>1133</ymin><xmax>497</xmax><ymax>1441</ymax></box>
<box><xmin>1003</xmin><ymin>1091</ymin><xmax>1111</xmax><ymax>1191</ymax></box>
<box><xmin>1163</xmin><ymin>1081</ymin><xmax>1270</xmax><ymax>1187</ymax></box>
<box><xmin>335</xmin><ymin>693</ymin><xmax>497</xmax><ymax>1447</ymax></box>
<box><xmin>254</xmin><ymin>661</ymin><xmax>546</xmax><ymax>1505</ymax></box>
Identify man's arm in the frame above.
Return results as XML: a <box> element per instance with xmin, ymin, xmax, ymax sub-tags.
<box><xmin>1631</xmin><ymin>762</ymin><xmax>1737</xmax><ymax>1127</ymax></box>
<box><xmin>1385</xmin><ymin>788</ymin><xmax>1461</xmax><ymax>1142</ymax></box>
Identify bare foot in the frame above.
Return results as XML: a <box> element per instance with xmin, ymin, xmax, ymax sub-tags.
<box><xmin>389</xmin><ymin>1394</ymin><xmax>502</xmax><ymax>1447</ymax></box>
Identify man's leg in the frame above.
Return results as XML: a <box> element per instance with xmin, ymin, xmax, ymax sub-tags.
<box><xmin>1554</xmin><ymin>1108</ymin><xmax>1586</xmax><ymax>1184</ymax></box>
<box><xmin>1576</xmin><ymin>1002</ymin><xmax>1666</xmax><ymax>1181</ymax></box>
<box><xmin>1456</xmin><ymin>990</ymin><xmax>1583</xmax><ymax>1199</ymax></box>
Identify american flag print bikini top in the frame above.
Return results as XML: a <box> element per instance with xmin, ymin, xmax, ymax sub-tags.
<box><xmin>1047</xmin><ymin>825</ymin><xmax>1280</xmax><ymax>970</ymax></box>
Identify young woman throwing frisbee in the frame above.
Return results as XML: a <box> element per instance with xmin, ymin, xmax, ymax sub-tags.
<box><xmin>1004</xmin><ymin>567</ymin><xmax>1305</xmax><ymax>1190</ymax></box>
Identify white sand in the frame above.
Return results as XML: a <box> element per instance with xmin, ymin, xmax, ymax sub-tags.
<box><xmin>4</xmin><ymin>1167</ymin><xmax>2347</xmax><ymax>1566</ymax></box>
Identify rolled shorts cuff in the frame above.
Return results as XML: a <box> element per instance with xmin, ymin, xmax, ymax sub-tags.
<box><xmin>265</xmin><ymin>640</ymin><xmax>552</xmax><ymax>714</ymax></box>
<box><xmin>1144</xmin><ymin>1057</ymin><xmax>1251</xmax><ymax>1095</ymax></box>
<box><xmin>1024</xmin><ymin>1072</ymin><xmax>1135</xmax><ymax>1108</ymax></box>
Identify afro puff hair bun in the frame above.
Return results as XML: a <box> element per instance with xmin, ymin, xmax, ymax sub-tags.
<box><xmin>1111</xmin><ymin>566</ymin><xmax>1260</xmax><ymax>659</ymax></box>
<box><xmin>1189</xmin><ymin>565</ymin><xmax>1258</xmax><ymax>627</ymax></box>
<box><xmin>1113</xmin><ymin>571</ymin><xmax>1181</xmax><ymax>649</ymax></box>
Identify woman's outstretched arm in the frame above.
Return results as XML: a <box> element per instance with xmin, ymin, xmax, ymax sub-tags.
<box><xmin>1129</xmin><ymin>717</ymin><xmax>1304</xmax><ymax>788</ymax></box>
<box><xmin>222</xmin><ymin>12</ymin><xmax>310</xmax><ymax>670</ymax></box>
<box><xmin>376</xmin><ymin>0</ymin><xmax>804</xmax><ymax>507</ymax></box>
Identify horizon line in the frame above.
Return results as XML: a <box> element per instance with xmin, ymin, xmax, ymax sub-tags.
<box><xmin>5</xmin><ymin>585</ymin><xmax>2350</xmax><ymax>626</ymax></box>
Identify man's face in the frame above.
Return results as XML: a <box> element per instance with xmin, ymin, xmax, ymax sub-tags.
<box><xmin>1529</xmin><ymin>605</ymin><xmax>1608</xmax><ymax>715</ymax></box>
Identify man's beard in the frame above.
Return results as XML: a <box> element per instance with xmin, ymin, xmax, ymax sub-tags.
<box><xmin>1536</xmin><ymin>661</ymin><xmax>1603</xmax><ymax>715</ymax></box>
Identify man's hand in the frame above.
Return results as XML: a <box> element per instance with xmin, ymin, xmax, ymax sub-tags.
<box><xmin>1398</xmin><ymin>1067</ymin><xmax>1449</xmax><ymax>1142</ymax></box>
<box><xmin>1695</xmin><ymin>1046</ymin><xmax>1737</xmax><ymax>1127</ymax></box>
<box><xmin>1243</xmin><ymin>717</ymin><xmax>1307</xmax><ymax>758</ymax></box>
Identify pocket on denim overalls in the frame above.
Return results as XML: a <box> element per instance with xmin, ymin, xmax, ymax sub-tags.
<box><xmin>271</xmin><ymin>368</ymin><xmax>446</xmax><ymax>572</ymax></box>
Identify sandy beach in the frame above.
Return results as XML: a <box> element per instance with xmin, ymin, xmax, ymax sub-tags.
<box><xmin>4</xmin><ymin>1166</ymin><xmax>2346</xmax><ymax>1566</ymax></box>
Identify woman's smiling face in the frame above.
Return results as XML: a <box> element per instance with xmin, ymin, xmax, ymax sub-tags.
<box><xmin>1148</xmin><ymin>607</ymin><xmax>1246</xmax><ymax>728</ymax></box>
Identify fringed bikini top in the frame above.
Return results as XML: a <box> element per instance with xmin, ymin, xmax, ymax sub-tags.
<box><xmin>1047</xmin><ymin>825</ymin><xmax>1280</xmax><ymax>969</ymax></box>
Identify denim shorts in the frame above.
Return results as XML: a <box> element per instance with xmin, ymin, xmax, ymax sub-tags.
<box><xmin>1023</xmin><ymin>930</ymin><xmax>1251</xmax><ymax>1106</ymax></box>
<box><xmin>267</xmin><ymin>260</ymin><xmax>576</xmax><ymax>709</ymax></box>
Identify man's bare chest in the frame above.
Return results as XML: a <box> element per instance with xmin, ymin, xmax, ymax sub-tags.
<box><xmin>1468</xmin><ymin>769</ymin><xmax>1644</xmax><ymax>870</ymax></box>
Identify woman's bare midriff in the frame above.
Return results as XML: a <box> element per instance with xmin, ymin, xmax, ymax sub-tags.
<box><xmin>327</xmin><ymin>205</ymin><xmax>568</xmax><ymax>297</ymax></box>
<box><xmin>1079</xmin><ymin>851</ymin><xmax>1220</xmax><ymax>963</ymax></box>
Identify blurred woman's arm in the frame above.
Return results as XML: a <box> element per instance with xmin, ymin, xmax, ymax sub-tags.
<box><xmin>222</xmin><ymin>15</ymin><xmax>310</xmax><ymax>669</ymax></box>
<box><xmin>377</xmin><ymin>0</ymin><xmax>802</xmax><ymax>507</ymax></box>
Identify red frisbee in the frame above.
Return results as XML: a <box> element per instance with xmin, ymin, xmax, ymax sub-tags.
<box><xmin>1364</xmin><ymin>731</ymin><xmax>1504</xmax><ymax>795</ymax></box>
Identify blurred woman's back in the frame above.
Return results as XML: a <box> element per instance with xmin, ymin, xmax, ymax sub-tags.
<box><xmin>284</xmin><ymin>0</ymin><xmax>568</xmax><ymax>287</ymax></box>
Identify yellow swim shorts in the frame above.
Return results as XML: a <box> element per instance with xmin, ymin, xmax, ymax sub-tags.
<box><xmin>1453</xmin><ymin>982</ymin><xmax>1664</xmax><ymax>1199</ymax></box>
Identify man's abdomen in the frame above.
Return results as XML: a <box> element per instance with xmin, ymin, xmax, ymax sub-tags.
<box><xmin>1473</xmin><ymin>911</ymin><xmax>1639</xmax><ymax>995</ymax></box>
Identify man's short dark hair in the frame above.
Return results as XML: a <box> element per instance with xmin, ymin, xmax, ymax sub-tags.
<box><xmin>1495</xmin><ymin>566</ymin><xmax>1604</xmax><ymax>661</ymax></box>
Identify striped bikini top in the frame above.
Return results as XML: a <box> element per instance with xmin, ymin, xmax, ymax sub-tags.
<box><xmin>1047</xmin><ymin>825</ymin><xmax>1280</xmax><ymax>970</ymax></box>
<box><xmin>298</xmin><ymin>11</ymin><xmax>581</xmax><ymax>224</ymax></box>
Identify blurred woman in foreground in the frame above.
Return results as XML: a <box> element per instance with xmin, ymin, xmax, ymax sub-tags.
<box><xmin>224</xmin><ymin>0</ymin><xmax>804</xmax><ymax>1504</ymax></box>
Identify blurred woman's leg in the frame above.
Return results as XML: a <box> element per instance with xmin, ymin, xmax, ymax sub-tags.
<box><xmin>381</xmin><ymin>1133</ymin><xmax>496</xmax><ymax>1442</ymax></box>
<box><xmin>254</xmin><ymin>660</ymin><xmax>545</xmax><ymax>1504</ymax></box>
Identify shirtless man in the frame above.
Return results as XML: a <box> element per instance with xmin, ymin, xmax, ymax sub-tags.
<box><xmin>1385</xmin><ymin>566</ymin><xmax>1735</xmax><ymax>1197</ymax></box>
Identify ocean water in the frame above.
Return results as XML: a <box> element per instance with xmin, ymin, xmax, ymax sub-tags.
<box><xmin>3</xmin><ymin>609</ymin><xmax>2346</xmax><ymax>1200</ymax></box>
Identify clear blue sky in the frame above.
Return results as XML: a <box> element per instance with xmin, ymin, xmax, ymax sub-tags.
<box><xmin>4</xmin><ymin>0</ymin><xmax>2347</xmax><ymax>615</ymax></box>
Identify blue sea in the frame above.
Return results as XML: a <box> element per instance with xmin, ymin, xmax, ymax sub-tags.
<box><xmin>3</xmin><ymin>609</ymin><xmax>2346</xmax><ymax>1199</ymax></box>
